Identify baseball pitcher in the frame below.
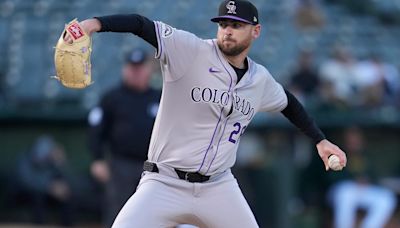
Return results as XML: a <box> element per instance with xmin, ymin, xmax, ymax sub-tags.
<box><xmin>62</xmin><ymin>0</ymin><xmax>347</xmax><ymax>227</ymax></box>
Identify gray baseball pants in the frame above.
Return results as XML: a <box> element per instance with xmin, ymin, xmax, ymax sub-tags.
<box><xmin>112</xmin><ymin>163</ymin><xmax>259</xmax><ymax>228</ymax></box>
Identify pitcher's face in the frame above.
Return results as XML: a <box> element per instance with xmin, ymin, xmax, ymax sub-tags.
<box><xmin>216</xmin><ymin>19</ymin><xmax>260</xmax><ymax>56</ymax></box>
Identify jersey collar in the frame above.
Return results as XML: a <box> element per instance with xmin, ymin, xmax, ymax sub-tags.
<box><xmin>212</xmin><ymin>39</ymin><xmax>253</xmax><ymax>88</ymax></box>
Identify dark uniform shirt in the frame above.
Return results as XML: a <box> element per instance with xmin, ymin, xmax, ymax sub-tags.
<box><xmin>88</xmin><ymin>84</ymin><xmax>160</xmax><ymax>160</ymax></box>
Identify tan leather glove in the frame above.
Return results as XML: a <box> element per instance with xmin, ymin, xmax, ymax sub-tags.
<box><xmin>53</xmin><ymin>19</ymin><xmax>93</xmax><ymax>89</ymax></box>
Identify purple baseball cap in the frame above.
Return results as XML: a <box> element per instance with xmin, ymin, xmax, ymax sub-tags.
<box><xmin>211</xmin><ymin>0</ymin><xmax>259</xmax><ymax>25</ymax></box>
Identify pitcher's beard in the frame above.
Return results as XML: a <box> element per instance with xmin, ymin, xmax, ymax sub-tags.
<box><xmin>218</xmin><ymin>40</ymin><xmax>249</xmax><ymax>57</ymax></box>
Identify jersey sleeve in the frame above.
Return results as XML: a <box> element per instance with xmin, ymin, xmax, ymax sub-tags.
<box><xmin>259</xmin><ymin>70</ymin><xmax>288</xmax><ymax>112</ymax></box>
<box><xmin>154</xmin><ymin>21</ymin><xmax>201</xmax><ymax>81</ymax></box>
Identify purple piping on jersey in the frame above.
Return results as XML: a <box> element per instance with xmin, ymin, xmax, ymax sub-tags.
<box><xmin>155</xmin><ymin>22</ymin><xmax>163</xmax><ymax>59</ymax></box>
<box><xmin>213</xmin><ymin>40</ymin><xmax>234</xmax><ymax>90</ymax></box>
<box><xmin>197</xmin><ymin>108</ymin><xmax>224</xmax><ymax>172</ymax></box>
<box><xmin>197</xmin><ymin>41</ymin><xmax>234</xmax><ymax>172</ymax></box>
<box><xmin>205</xmin><ymin>117</ymin><xmax>230</xmax><ymax>174</ymax></box>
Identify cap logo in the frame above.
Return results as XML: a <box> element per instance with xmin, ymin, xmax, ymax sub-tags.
<box><xmin>226</xmin><ymin>1</ymin><xmax>237</xmax><ymax>14</ymax></box>
<box><xmin>253</xmin><ymin>16</ymin><xmax>257</xmax><ymax>23</ymax></box>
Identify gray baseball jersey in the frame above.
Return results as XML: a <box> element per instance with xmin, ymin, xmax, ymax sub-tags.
<box><xmin>147</xmin><ymin>21</ymin><xmax>287</xmax><ymax>175</ymax></box>
<box><xmin>112</xmin><ymin>20</ymin><xmax>288</xmax><ymax>228</ymax></box>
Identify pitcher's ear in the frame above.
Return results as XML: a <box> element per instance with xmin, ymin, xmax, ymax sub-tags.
<box><xmin>252</xmin><ymin>24</ymin><xmax>261</xmax><ymax>39</ymax></box>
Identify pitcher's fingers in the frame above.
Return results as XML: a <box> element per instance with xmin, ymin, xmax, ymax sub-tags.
<box><xmin>340</xmin><ymin>153</ymin><xmax>347</xmax><ymax>167</ymax></box>
<box><xmin>336</xmin><ymin>148</ymin><xmax>347</xmax><ymax>167</ymax></box>
<box><xmin>322</xmin><ymin>156</ymin><xmax>329</xmax><ymax>171</ymax></box>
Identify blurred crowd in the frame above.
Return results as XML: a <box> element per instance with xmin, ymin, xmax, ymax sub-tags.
<box><xmin>14</xmin><ymin>135</ymin><xmax>74</xmax><ymax>226</ymax></box>
<box><xmin>3</xmin><ymin>132</ymin><xmax>110</xmax><ymax>227</ymax></box>
<box><xmin>287</xmin><ymin>47</ymin><xmax>400</xmax><ymax>111</ymax></box>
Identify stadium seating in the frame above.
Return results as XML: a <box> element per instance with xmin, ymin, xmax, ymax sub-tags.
<box><xmin>0</xmin><ymin>0</ymin><xmax>399</xmax><ymax>111</ymax></box>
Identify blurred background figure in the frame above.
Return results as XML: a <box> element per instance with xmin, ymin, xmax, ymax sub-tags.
<box><xmin>327</xmin><ymin>126</ymin><xmax>397</xmax><ymax>228</ymax></box>
<box><xmin>233</xmin><ymin>133</ymin><xmax>272</xmax><ymax>228</ymax></box>
<box><xmin>15</xmin><ymin>135</ymin><xmax>74</xmax><ymax>226</ymax></box>
<box><xmin>288</xmin><ymin>49</ymin><xmax>321</xmax><ymax>105</ymax></box>
<box><xmin>294</xmin><ymin>0</ymin><xmax>325</xmax><ymax>31</ymax></box>
<box><xmin>318</xmin><ymin>46</ymin><xmax>358</xmax><ymax>109</ymax></box>
<box><xmin>354</xmin><ymin>54</ymin><xmax>400</xmax><ymax>108</ymax></box>
<box><xmin>87</xmin><ymin>48</ymin><xmax>160</xmax><ymax>227</ymax></box>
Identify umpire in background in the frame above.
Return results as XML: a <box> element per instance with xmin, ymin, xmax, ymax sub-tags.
<box><xmin>87</xmin><ymin>48</ymin><xmax>160</xmax><ymax>227</ymax></box>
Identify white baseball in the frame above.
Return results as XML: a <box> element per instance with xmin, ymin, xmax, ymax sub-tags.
<box><xmin>328</xmin><ymin>155</ymin><xmax>343</xmax><ymax>171</ymax></box>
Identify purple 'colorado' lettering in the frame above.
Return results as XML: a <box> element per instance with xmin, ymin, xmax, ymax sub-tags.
<box><xmin>247</xmin><ymin>108</ymin><xmax>255</xmax><ymax>120</ymax></box>
<box><xmin>233</xmin><ymin>93</ymin><xmax>254</xmax><ymax>120</ymax></box>
<box><xmin>191</xmin><ymin>87</ymin><xmax>201</xmax><ymax>102</ymax></box>
<box><xmin>212</xmin><ymin>89</ymin><xmax>219</xmax><ymax>104</ymax></box>
<box><xmin>202</xmin><ymin>88</ymin><xmax>212</xmax><ymax>102</ymax></box>
<box><xmin>191</xmin><ymin>87</ymin><xmax>254</xmax><ymax>119</ymax></box>
<box><xmin>191</xmin><ymin>87</ymin><xmax>230</xmax><ymax>107</ymax></box>
<box><xmin>234</xmin><ymin>94</ymin><xmax>241</xmax><ymax>110</ymax></box>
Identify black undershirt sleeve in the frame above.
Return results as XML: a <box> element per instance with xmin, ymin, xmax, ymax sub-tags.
<box><xmin>281</xmin><ymin>89</ymin><xmax>326</xmax><ymax>144</ymax></box>
<box><xmin>95</xmin><ymin>14</ymin><xmax>158</xmax><ymax>49</ymax></box>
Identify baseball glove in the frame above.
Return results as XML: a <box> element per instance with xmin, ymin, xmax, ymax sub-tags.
<box><xmin>53</xmin><ymin>19</ymin><xmax>93</xmax><ymax>89</ymax></box>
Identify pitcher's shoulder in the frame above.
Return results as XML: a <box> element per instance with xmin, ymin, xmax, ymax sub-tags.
<box><xmin>249</xmin><ymin>61</ymin><xmax>274</xmax><ymax>79</ymax></box>
<box><xmin>201</xmin><ymin>39</ymin><xmax>218</xmax><ymax>50</ymax></box>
